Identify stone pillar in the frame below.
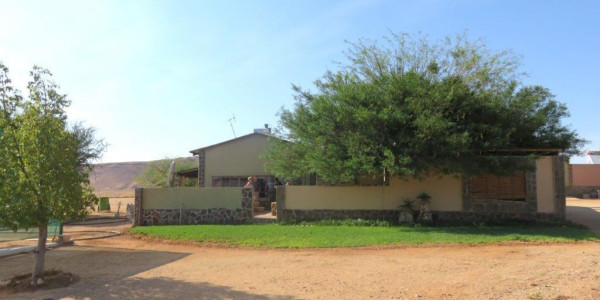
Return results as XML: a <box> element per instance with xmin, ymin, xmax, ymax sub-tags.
<box><xmin>133</xmin><ymin>188</ymin><xmax>143</xmax><ymax>227</ymax></box>
<box><xmin>197</xmin><ymin>150</ymin><xmax>206</xmax><ymax>187</ymax></box>
<box><xmin>275</xmin><ymin>186</ymin><xmax>286</xmax><ymax>222</ymax></box>
<box><xmin>462</xmin><ymin>176</ymin><xmax>472</xmax><ymax>211</ymax></box>
<box><xmin>552</xmin><ymin>156</ymin><xmax>566</xmax><ymax>218</ymax></box>
<box><xmin>242</xmin><ymin>188</ymin><xmax>253</xmax><ymax>221</ymax></box>
<box><xmin>525</xmin><ymin>169</ymin><xmax>537</xmax><ymax>213</ymax></box>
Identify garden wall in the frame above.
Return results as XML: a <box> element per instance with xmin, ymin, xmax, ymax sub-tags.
<box><xmin>278</xmin><ymin>175</ymin><xmax>462</xmax><ymax>223</ymax></box>
<box><xmin>566</xmin><ymin>164</ymin><xmax>600</xmax><ymax>197</ymax></box>
<box><xmin>278</xmin><ymin>156</ymin><xmax>565</xmax><ymax>223</ymax></box>
<box><xmin>285</xmin><ymin>175</ymin><xmax>463</xmax><ymax>211</ymax></box>
<box><xmin>133</xmin><ymin>188</ymin><xmax>252</xmax><ymax>226</ymax></box>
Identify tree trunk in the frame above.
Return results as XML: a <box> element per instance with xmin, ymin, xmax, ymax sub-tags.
<box><xmin>32</xmin><ymin>223</ymin><xmax>47</xmax><ymax>286</ymax></box>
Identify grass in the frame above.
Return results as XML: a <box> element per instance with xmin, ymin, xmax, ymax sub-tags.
<box><xmin>129</xmin><ymin>222</ymin><xmax>599</xmax><ymax>249</ymax></box>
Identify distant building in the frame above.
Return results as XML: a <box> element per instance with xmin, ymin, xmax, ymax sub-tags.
<box><xmin>585</xmin><ymin>149</ymin><xmax>600</xmax><ymax>164</ymax></box>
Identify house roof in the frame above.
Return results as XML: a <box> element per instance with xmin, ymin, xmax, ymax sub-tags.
<box><xmin>176</xmin><ymin>167</ymin><xmax>198</xmax><ymax>178</ymax></box>
<box><xmin>483</xmin><ymin>148</ymin><xmax>563</xmax><ymax>155</ymax></box>
<box><xmin>189</xmin><ymin>133</ymin><xmax>271</xmax><ymax>155</ymax></box>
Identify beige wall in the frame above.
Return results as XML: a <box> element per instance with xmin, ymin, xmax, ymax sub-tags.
<box><xmin>570</xmin><ymin>164</ymin><xmax>600</xmax><ymax>186</ymax></box>
<box><xmin>142</xmin><ymin>187</ymin><xmax>241</xmax><ymax>209</ymax></box>
<box><xmin>285</xmin><ymin>175</ymin><xmax>462</xmax><ymax>211</ymax></box>
<box><xmin>204</xmin><ymin>135</ymin><xmax>271</xmax><ymax>187</ymax></box>
<box><xmin>536</xmin><ymin>156</ymin><xmax>555</xmax><ymax>213</ymax></box>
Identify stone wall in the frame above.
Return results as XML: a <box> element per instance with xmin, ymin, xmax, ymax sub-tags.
<box><xmin>434</xmin><ymin>211</ymin><xmax>564</xmax><ymax>223</ymax></box>
<box><xmin>565</xmin><ymin>186</ymin><xmax>600</xmax><ymax>198</ymax></box>
<box><xmin>279</xmin><ymin>209</ymin><xmax>399</xmax><ymax>223</ymax></box>
<box><xmin>197</xmin><ymin>149</ymin><xmax>206</xmax><ymax>187</ymax></box>
<box><xmin>135</xmin><ymin>188</ymin><xmax>253</xmax><ymax>226</ymax></box>
<box><xmin>134</xmin><ymin>188</ymin><xmax>142</xmax><ymax>226</ymax></box>
<box><xmin>552</xmin><ymin>156</ymin><xmax>567</xmax><ymax>216</ymax></box>
<box><xmin>277</xmin><ymin>209</ymin><xmax>564</xmax><ymax>224</ymax></box>
<box><xmin>140</xmin><ymin>207</ymin><xmax>252</xmax><ymax>225</ymax></box>
<box><xmin>461</xmin><ymin>170</ymin><xmax>537</xmax><ymax>215</ymax></box>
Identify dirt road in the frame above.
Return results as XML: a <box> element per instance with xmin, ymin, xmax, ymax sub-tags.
<box><xmin>1</xmin><ymin>235</ymin><xmax>599</xmax><ymax>300</ymax></box>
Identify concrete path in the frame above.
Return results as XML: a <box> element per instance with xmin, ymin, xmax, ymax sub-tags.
<box><xmin>566</xmin><ymin>197</ymin><xmax>600</xmax><ymax>235</ymax></box>
<box><xmin>0</xmin><ymin>242</ymin><xmax>60</xmax><ymax>258</ymax></box>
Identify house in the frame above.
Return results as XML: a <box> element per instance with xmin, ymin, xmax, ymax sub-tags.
<box><xmin>189</xmin><ymin>132</ymin><xmax>274</xmax><ymax>187</ymax></box>
<box><xmin>185</xmin><ymin>129</ymin><xmax>286</xmax><ymax>210</ymax></box>
<box><xmin>133</xmin><ymin>133</ymin><xmax>568</xmax><ymax>225</ymax></box>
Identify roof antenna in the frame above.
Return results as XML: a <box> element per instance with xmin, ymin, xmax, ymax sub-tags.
<box><xmin>227</xmin><ymin>113</ymin><xmax>237</xmax><ymax>138</ymax></box>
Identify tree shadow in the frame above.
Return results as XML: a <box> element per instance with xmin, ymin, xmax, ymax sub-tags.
<box><xmin>48</xmin><ymin>277</ymin><xmax>298</xmax><ymax>300</ymax></box>
<box><xmin>0</xmin><ymin>246</ymin><xmax>298</xmax><ymax>300</ymax></box>
<box><xmin>567</xmin><ymin>205</ymin><xmax>600</xmax><ymax>235</ymax></box>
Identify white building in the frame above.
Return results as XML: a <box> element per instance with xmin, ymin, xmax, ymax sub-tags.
<box><xmin>585</xmin><ymin>149</ymin><xmax>600</xmax><ymax>164</ymax></box>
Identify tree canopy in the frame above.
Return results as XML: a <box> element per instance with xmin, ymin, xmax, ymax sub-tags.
<box><xmin>0</xmin><ymin>62</ymin><xmax>105</xmax><ymax>284</ymax></box>
<box><xmin>266</xmin><ymin>33</ymin><xmax>585</xmax><ymax>184</ymax></box>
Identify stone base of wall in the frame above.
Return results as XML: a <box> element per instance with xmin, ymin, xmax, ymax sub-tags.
<box><xmin>280</xmin><ymin>209</ymin><xmax>565</xmax><ymax>224</ymax></box>
<box><xmin>434</xmin><ymin>211</ymin><xmax>565</xmax><ymax>224</ymax></box>
<box><xmin>280</xmin><ymin>209</ymin><xmax>399</xmax><ymax>223</ymax></box>
<box><xmin>565</xmin><ymin>186</ymin><xmax>600</xmax><ymax>198</ymax></box>
<box><xmin>141</xmin><ymin>208</ymin><xmax>252</xmax><ymax>225</ymax></box>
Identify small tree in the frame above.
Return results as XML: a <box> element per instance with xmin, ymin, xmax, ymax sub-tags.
<box><xmin>0</xmin><ymin>63</ymin><xmax>105</xmax><ymax>285</ymax></box>
<box><xmin>266</xmin><ymin>32</ymin><xmax>585</xmax><ymax>183</ymax></box>
<box><xmin>136</xmin><ymin>158</ymin><xmax>197</xmax><ymax>188</ymax></box>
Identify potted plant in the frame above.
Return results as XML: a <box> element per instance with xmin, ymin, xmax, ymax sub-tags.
<box><xmin>398</xmin><ymin>198</ymin><xmax>415</xmax><ymax>225</ymax></box>
<box><xmin>416</xmin><ymin>192</ymin><xmax>432</xmax><ymax>222</ymax></box>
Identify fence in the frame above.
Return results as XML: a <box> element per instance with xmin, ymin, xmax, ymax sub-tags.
<box><xmin>0</xmin><ymin>220</ymin><xmax>61</xmax><ymax>242</ymax></box>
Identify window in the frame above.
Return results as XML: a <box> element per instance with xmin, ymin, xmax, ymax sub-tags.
<box><xmin>212</xmin><ymin>177</ymin><xmax>244</xmax><ymax>187</ymax></box>
<box><xmin>469</xmin><ymin>172</ymin><xmax>526</xmax><ymax>201</ymax></box>
<box><xmin>211</xmin><ymin>176</ymin><xmax>277</xmax><ymax>198</ymax></box>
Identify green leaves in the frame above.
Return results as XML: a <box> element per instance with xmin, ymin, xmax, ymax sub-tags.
<box><xmin>0</xmin><ymin>62</ymin><xmax>105</xmax><ymax>229</ymax></box>
<box><xmin>266</xmin><ymin>33</ymin><xmax>584</xmax><ymax>183</ymax></box>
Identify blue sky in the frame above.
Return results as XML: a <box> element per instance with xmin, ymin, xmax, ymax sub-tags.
<box><xmin>0</xmin><ymin>0</ymin><xmax>598</xmax><ymax>163</ymax></box>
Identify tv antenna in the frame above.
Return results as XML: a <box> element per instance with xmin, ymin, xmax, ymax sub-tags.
<box><xmin>227</xmin><ymin>114</ymin><xmax>237</xmax><ymax>138</ymax></box>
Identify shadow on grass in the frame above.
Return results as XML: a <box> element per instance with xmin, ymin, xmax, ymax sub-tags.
<box><xmin>404</xmin><ymin>224</ymin><xmax>599</xmax><ymax>241</ymax></box>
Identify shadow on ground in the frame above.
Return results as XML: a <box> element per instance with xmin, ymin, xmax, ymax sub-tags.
<box><xmin>567</xmin><ymin>204</ymin><xmax>600</xmax><ymax>235</ymax></box>
<box><xmin>49</xmin><ymin>276</ymin><xmax>297</xmax><ymax>300</ymax></box>
<box><xmin>1</xmin><ymin>245</ymin><xmax>298</xmax><ymax>300</ymax></box>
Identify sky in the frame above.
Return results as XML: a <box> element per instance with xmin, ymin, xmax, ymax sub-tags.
<box><xmin>0</xmin><ymin>0</ymin><xmax>598</xmax><ymax>163</ymax></box>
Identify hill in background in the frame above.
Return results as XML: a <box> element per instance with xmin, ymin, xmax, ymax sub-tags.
<box><xmin>90</xmin><ymin>157</ymin><xmax>197</xmax><ymax>198</ymax></box>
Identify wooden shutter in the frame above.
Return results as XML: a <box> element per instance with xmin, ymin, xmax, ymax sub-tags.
<box><xmin>470</xmin><ymin>172</ymin><xmax>526</xmax><ymax>201</ymax></box>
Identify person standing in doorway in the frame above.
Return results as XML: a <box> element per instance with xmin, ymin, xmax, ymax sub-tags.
<box><xmin>245</xmin><ymin>177</ymin><xmax>260</xmax><ymax>204</ymax></box>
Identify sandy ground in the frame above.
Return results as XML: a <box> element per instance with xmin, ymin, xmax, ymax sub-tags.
<box><xmin>0</xmin><ymin>237</ymin><xmax>599</xmax><ymax>300</ymax></box>
<box><xmin>0</xmin><ymin>199</ymin><xmax>599</xmax><ymax>299</ymax></box>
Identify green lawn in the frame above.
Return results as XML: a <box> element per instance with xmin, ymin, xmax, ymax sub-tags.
<box><xmin>129</xmin><ymin>223</ymin><xmax>599</xmax><ymax>248</ymax></box>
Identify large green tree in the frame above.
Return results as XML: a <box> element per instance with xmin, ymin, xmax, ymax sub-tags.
<box><xmin>266</xmin><ymin>33</ymin><xmax>585</xmax><ymax>184</ymax></box>
<box><xmin>0</xmin><ymin>63</ymin><xmax>105</xmax><ymax>285</ymax></box>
